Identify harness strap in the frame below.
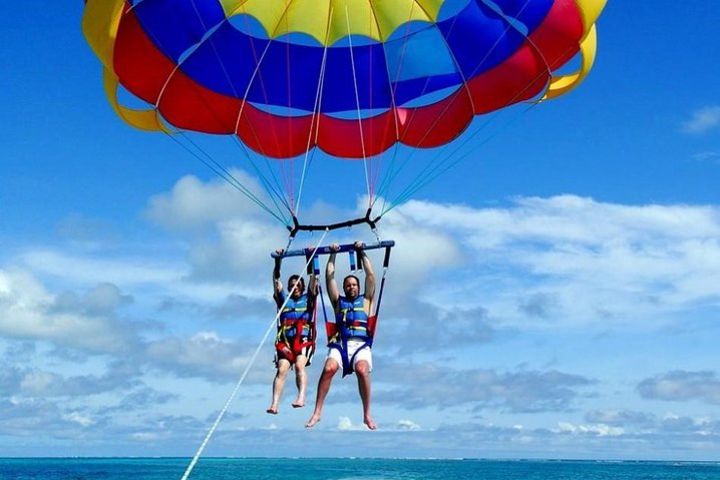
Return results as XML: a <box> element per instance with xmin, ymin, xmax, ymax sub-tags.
<box><xmin>275</xmin><ymin>293</ymin><xmax>317</xmax><ymax>364</ymax></box>
<box><xmin>320</xmin><ymin>243</ymin><xmax>393</xmax><ymax>377</ymax></box>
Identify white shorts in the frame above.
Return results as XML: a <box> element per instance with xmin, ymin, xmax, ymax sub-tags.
<box><xmin>327</xmin><ymin>339</ymin><xmax>372</xmax><ymax>372</ymax></box>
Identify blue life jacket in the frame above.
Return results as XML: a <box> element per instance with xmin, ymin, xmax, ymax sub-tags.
<box><xmin>278</xmin><ymin>292</ymin><xmax>311</xmax><ymax>338</ymax></box>
<box><xmin>335</xmin><ymin>295</ymin><xmax>370</xmax><ymax>340</ymax></box>
<box><xmin>329</xmin><ymin>294</ymin><xmax>375</xmax><ymax>377</ymax></box>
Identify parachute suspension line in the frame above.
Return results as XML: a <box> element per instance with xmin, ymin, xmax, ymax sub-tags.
<box><xmin>179</xmin><ymin>229</ymin><xmax>329</xmax><ymax>480</ymax></box>
<box><xmin>363</xmin><ymin>2</ymin><xmax>402</xmax><ymax>209</ymax></box>
<box><xmin>384</xmin><ymin>100</ymin><xmax>538</xmax><ymax>214</ymax></box>
<box><xmin>305</xmin><ymin>2</ymin><xmax>336</xmax><ymax>175</ymax></box>
<box><xmin>387</xmin><ymin>103</ymin><xmax>538</xmax><ymax>211</ymax></box>
<box><xmin>227</xmin><ymin>7</ymin><xmax>300</xmax><ymax>219</ymax></box>
<box><xmin>282</xmin><ymin>13</ymin><xmax>297</xmax><ymax>210</ymax></box>
<box><xmin>379</xmin><ymin>1</ymin><xmax>542</xmax><ymax>214</ymax></box>
<box><xmin>223</xmin><ymin>25</ymin><xmax>294</xmax><ymax>218</ymax></box>
<box><xmin>373</xmin><ymin>244</ymin><xmax>393</xmax><ymax>320</ymax></box>
<box><xmin>373</xmin><ymin>5</ymin><xmax>419</xmax><ymax>214</ymax></box>
<box><xmin>388</xmin><ymin>15</ymin><xmax>586</xmax><ymax>207</ymax></box>
<box><xmin>374</xmin><ymin>136</ymin><xmax>402</xmax><ymax>215</ymax></box>
<box><xmin>224</xmin><ymin>37</ymin><xmax>297</xmax><ymax>221</ymax></box>
<box><xmin>178</xmin><ymin>133</ymin><xmax>290</xmax><ymax>222</ymax></box>
<box><xmin>294</xmin><ymin>8</ymin><xmax>334</xmax><ymax>219</ymax></box>
<box><xmin>221</xmin><ymin>18</ymin><xmax>292</xmax><ymax>212</ymax></box>
<box><xmin>162</xmin><ymin>131</ymin><xmax>289</xmax><ymax>225</ymax></box>
<box><xmin>384</xmin><ymin>0</ymin><xmax>559</xmax><ymax>213</ymax></box>
<box><xmin>368</xmin><ymin>11</ymin><xmax>471</xmax><ymax>212</ymax></box>
<box><xmin>374</xmin><ymin>142</ymin><xmax>401</xmax><ymax>216</ymax></box>
<box><xmin>234</xmin><ymin>146</ymin><xmax>294</xmax><ymax>221</ymax></box>
<box><xmin>298</xmin><ymin>2</ymin><xmax>334</xmax><ymax>210</ymax></box>
<box><xmin>365</xmin><ymin>13</ymin><xmax>393</xmax><ymax>213</ymax></box>
<box><xmin>278</xmin><ymin>34</ymin><xmax>298</xmax><ymax>211</ymax></box>
<box><xmin>144</xmin><ymin>4</ymin><xmax>293</xmax><ymax>225</ymax></box>
<box><xmin>144</xmin><ymin>10</ymin><xmax>290</xmax><ymax>225</ymax></box>
<box><xmin>345</xmin><ymin>7</ymin><xmax>373</xmax><ymax>209</ymax></box>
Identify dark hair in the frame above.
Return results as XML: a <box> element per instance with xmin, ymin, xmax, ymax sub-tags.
<box><xmin>343</xmin><ymin>275</ymin><xmax>360</xmax><ymax>287</ymax></box>
<box><xmin>287</xmin><ymin>275</ymin><xmax>305</xmax><ymax>291</ymax></box>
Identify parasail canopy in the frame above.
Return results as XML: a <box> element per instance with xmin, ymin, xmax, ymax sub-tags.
<box><xmin>83</xmin><ymin>0</ymin><xmax>606</xmax><ymax>232</ymax></box>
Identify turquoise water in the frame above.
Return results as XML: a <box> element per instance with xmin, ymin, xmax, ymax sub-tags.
<box><xmin>1</xmin><ymin>458</ymin><xmax>719</xmax><ymax>480</ymax></box>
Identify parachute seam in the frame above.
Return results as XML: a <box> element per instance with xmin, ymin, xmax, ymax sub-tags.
<box><xmin>345</xmin><ymin>7</ymin><xmax>373</xmax><ymax>209</ymax></box>
<box><xmin>385</xmin><ymin>0</ymin><xmax>543</xmax><ymax>210</ymax></box>
<box><xmin>153</xmin><ymin>1</ymin><xmax>295</xmax><ymax>221</ymax></box>
<box><xmin>294</xmin><ymin>8</ymin><xmax>334</xmax><ymax>219</ymax></box>
<box><xmin>371</xmin><ymin>0</ymin><xmax>419</xmax><ymax>213</ymax></box>
<box><xmin>388</xmin><ymin>0</ymin><xmax>563</xmax><ymax>209</ymax></box>
<box><xmin>129</xmin><ymin>2</ymin><xmax>292</xmax><ymax>224</ymax></box>
<box><xmin>375</xmin><ymin>12</ymin><xmax>474</xmax><ymax>211</ymax></box>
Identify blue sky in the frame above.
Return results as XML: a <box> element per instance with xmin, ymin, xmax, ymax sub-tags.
<box><xmin>1</xmin><ymin>1</ymin><xmax>720</xmax><ymax>461</ymax></box>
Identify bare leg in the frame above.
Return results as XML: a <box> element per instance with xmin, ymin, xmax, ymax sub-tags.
<box><xmin>267</xmin><ymin>359</ymin><xmax>291</xmax><ymax>414</ymax></box>
<box><xmin>355</xmin><ymin>360</ymin><xmax>376</xmax><ymax>430</ymax></box>
<box><xmin>305</xmin><ymin>358</ymin><xmax>339</xmax><ymax>428</ymax></box>
<box><xmin>292</xmin><ymin>355</ymin><xmax>308</xmax><ymax>408</ymax></box>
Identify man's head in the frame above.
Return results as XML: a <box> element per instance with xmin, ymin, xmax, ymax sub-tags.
<box><xmin>287</xmin><ymin>275</ymin><xmax>305</xmax><ymax>298</ymax></box>
<box><xmin>342</xmin><ymin>274</ymin><xmax>360</xmax><ymax>300</ymax></box>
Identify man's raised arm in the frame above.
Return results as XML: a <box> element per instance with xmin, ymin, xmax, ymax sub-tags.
<box><xmin>325</xmin><ymin>245</ymin><xmax>340</xmax><ymax>307</ymax></box>
<box><xmin>356</xmin><ymin>242</ymin><xmax>376</xmax><ymax>301</ymax></box>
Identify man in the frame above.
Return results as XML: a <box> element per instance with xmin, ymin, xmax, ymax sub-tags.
<box><xmin>267</xmin><ymin>249</ymin><xmax>317</xmax><ymax>414</ymax></box>
<box><xmin>306</xmin><ymin>241</ymin><xmax>377</xmax><ymax>430</ymax></box>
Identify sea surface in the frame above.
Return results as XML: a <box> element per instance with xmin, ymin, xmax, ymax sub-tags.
<box><xmin>1</xmin><ymin>458</ymin><xmax>719</xmax><ymax>480</ymax></box>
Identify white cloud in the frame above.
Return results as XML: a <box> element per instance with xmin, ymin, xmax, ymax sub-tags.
<box><xmin>0</xmin><ymin>269</ymin><xmax>138</xmax><ymax>353</ymax></box>
<box><xmin>142</xmin><ymin>173</ymin><xmax>290</xmax><ymax>283</ymax></box>
<box><xmin>389</xmin><ymin>195</ymin><xmax>720</xmax><ymax>328</ymax></box>
<box><xmin>144</xmin><ymin>172</ymin><xmax>273</xmax><ymax>232</ymax></box>
<box><xmin>145</xmin><ymin>331</ymin><xmax>252</xmax><ymax>380</ymax></box>
<box><xmin>131</xmin><ymin>432</ymin><xmax>160</xmax><ymax>441</ymax></box>
<box><xmin>19</xmin><ymin>371</ymin><xmax>58</xmax><ymax>395</ymax></box>
<box><xmin>16</xmin><ymin>247</ymin><xmax>252</xmax><ymax>306</ymax></box>
<box><xmin>336</xmin><ymin>416</ymin><xmax>365</xmax><ymax>431</ymax></box>
<box><xmin>379</xmin><ymin>205</ymin><xmax>463</xmax><ymax>293</ymax></box>
<box><xmin>555</xmin><ymin>421</ymin><xmax>624</xmax><ymax>436</ymax></box>
<box><xmin>62</xmin><ymin>411</ymin><xmax>95</xmax><ymax>427</ymax></box>
<box><xmin>395</xmin><ymin>419</ymin><xmax>421</xmax><ymax>431</ymax></box>
<box><xmin>682</xmin><ymin>106</ymin><xmax>720</xmax><ymax>134</ymax></box>
<box><xmin>19</xmin><ymin>250</ymin><xmax>183</xmax><ymax>288</ymax></box>
<box><xmin>378</xmin><ymin>364</ymin><xmax>592</xmax><ymax>412</ymax></box>
<box><xmin>692</xmin><ymin>151</ymin><xmax>720</xmax><ymax>163</ymax></box>
<box><xmin>4</xmin><ymin>184</ymin><xmax>720</xmax><ymax>456</ymax></box>
<box><xmin>186</xmin><ymin>217</ymin><xmax>286</xmax><ymax>282</ymax></box>
<box><xmin>53</xmin><ymin>283</ymin><xmax>133</xmax><ymax>316</ymax></box>
<box><xmin>638</xmin><ymin>371</ymin><xmax>720</xmax><ymax>404</ymax></box>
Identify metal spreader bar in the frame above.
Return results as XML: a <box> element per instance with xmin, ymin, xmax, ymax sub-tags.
<box><xmin>271</xmin><ymin>240</ymin><xmax>395</xmax><ymax>259</ymax></box>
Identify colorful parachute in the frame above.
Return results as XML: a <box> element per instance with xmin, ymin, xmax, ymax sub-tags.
<box><xmin>83</xmin><ymin>0</ymin><xmax>606</xmax><ymax>230</ymax></box>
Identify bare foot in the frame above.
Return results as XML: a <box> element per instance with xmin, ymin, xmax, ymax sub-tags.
<box><xmin>305</xmin><ymin>414</ymin><xmax>321</xmax><ymax>428</ymax></box>
<box><xmin>291</xmin><ymin>397</ymin><xmax>305</xmax><ymax>408</ymax></box>
<box><xmin>364</xmin><ymin>415</ymin><xmax>377</xmax><ymax>430</ymax></box>
<box><xmin>266</xmin><ymin>407</ymin><xmax>278</xmax><ymax>415</ymax></box>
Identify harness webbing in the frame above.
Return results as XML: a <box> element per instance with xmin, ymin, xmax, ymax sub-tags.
<box><xmin>275</xmin><ymin>297</ymin><xmax>316</xmax><ymax>364</ymax></box>
<box><xmin>324</xmin><ymin>244</ymin><xmax>393</xmax><ymax>377</ymax></box>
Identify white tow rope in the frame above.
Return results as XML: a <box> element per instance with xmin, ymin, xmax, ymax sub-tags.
<box><xmin>180</xmin><ymin>229</ymin><xmax>329</xmax><ymax>480</ymax></box>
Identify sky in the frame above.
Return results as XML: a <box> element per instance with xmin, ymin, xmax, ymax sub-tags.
<box><xmin>1</xmin><ymin>0</ymin><xmax>720</xmax><ymax>462</ymax></box>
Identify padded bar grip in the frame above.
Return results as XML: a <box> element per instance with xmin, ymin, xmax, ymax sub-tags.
<box><xmin>312</xmin><ymin>256</ymin><xmax>320</xmax><ymax>275</ymax></box>
<box><xmin>383</xmin><ymin>246</ymin><xmax>392</xmax><ymax>268</ymax></box>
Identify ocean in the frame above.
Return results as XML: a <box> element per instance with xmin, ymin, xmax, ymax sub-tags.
<box><xmin>1</xmin><ymin>458</ymin><xmax>719</xmax><ymax>480</ymax></box>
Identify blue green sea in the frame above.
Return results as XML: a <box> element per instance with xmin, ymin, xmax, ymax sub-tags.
<box><xmin>1</xmin><ymin>458</ymin><xmax>719</xmax><ymax>480</ymax></box>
